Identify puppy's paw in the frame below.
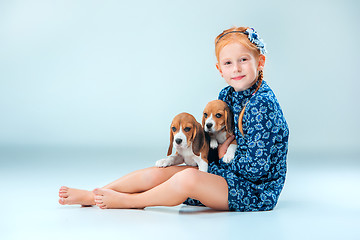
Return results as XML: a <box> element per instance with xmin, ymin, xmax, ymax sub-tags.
<box><xmin>222</xmin><ymin>144</ymin><xmax>237</xmax><ymax>164</ymax></box>
<box><xmin>210</xmin><ymin>139</ymin><xmax>218</xmax><ymax>149</ymax></box>
<box><xmin>222</xmin><ymin>152</ymin><xmax>234</xmax><ymax>163</ymax></box>
<box><xmin>155</xmin><ymin>158</ymin><xmax>172</xmax><ymax>168</ymax></box>
<box><xmin>198</xmin><ymin>164</ymin><xmax>208</xmax><ymax>172</ymax></box>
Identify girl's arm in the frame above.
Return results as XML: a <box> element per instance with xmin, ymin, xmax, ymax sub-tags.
<box><xmin>241</xmin><ymin>97</ymin><xmax>289</xmax><ymax>181</ymax></box>
<box><xmin>218</xmin><ymin>135</ymin><xmax>235</xmax><ymax>159</ymax></box>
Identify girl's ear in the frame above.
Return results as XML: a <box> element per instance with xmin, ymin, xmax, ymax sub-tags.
<box><xmin>216</xmin><ymin>63</ymin><xmax>223</xmax><ymax>77</ymax></box>
<box><xmin>257</xmin><ymin>55</ymin><xmax>266</xmax><ymax>71</ymax></box>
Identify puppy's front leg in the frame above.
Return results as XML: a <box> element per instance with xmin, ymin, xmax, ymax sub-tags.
<box><xmin>210</xmin><ymin>137</ymin><xmax>218</xmax><ymax>149</ymax></box>
<box><xmin>193</xmin><ymin>156</ymin><xmax>208</xmax><ymax>172</ymax></box>
<box><xmin>222</xmin><ymin>144</ymin><xmax>237</xmax><ymax>163</ymax></box>
<box><xmin>155</xmin><ymin>154</ymin><xmax>184</xmax><ymax>168</ymax></box>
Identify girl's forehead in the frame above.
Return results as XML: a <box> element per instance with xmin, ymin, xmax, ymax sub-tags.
<box><xmin>219</xmin><ymin>42</ymin><xmax>253</xmax><ymax>59</ymax></box>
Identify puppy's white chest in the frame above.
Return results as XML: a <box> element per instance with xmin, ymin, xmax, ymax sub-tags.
<box><xmin>177</xmin><ymin>146</ymin><xmax>198</xmax><ymax>166</ymax></box>
<box><xmin>215</xmin><ymin>131</ymin><xmax>227</xmax><ymax>144</ymax></box>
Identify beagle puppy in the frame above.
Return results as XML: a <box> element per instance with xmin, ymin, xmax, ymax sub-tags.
<box><xmin>156</xmin><ymin>112</ymin><xmax>209</xmax><ymax>172</ymax></box>
<box><xmin>202</xmin><ymin>100</ymin><xmax>237</xmax><ymax>163</ymax></box>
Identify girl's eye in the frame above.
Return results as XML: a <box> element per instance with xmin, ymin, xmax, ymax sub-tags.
<box><xmin>184</xmin><ymin>127</ymin><xmax>191</xmax><ymax>132</ymax></box>
<box><xmin>215</xmin><ymin>113</ymin><xmax>222</xmax><ymax>118</ymax></box>
<box><xmin>172</xmin><ymin>127</ymin><xmax>176</xmax><ymax>132</ymax></box>
<box><xmin>240</xmin><ymin>58</ymin><xmax>247</xmax><ymax>62</ymax></box>
<box><xmin>204</xmin><ymin>113</ymin><xmax>208</xmax><ymax>118</ymax></box>
<box><xmin>224</xmin><ymin>61</ymin><xmax>231</xmax><ymax>65</ymax></box>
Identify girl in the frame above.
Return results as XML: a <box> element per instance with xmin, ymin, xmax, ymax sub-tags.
<box><xmin>59</xmin><ymin>26</ymin><xmax>289</xmax><ymax>212</ymax></box>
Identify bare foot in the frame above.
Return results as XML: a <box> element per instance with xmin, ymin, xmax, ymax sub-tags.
<box><xmin>93</xmin><ymin>188</ymin><xmax>134</xmax><ymax>209</ymax></box>
<box><xmin>58</xmin><ymin>186</ymin><xmax>95</xmax><ymax>206</ymax></box>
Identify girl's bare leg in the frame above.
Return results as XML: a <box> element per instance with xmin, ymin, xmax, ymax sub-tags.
<box><xmin>58</xmin><ymin>166</ymin><xmax>194</xmax><ymax>206</ymax></box>
<box><xmin>102</xmin><ymin>166</ymin><xmax>195</xmax><ymax>193</ymax></box>
<box><xmin>93</xmin><ymin>168</ymin><xmax>229</xmax><ymax>211</ymax></box>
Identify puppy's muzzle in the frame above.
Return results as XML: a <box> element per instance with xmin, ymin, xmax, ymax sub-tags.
<box><xmin>205</xmin><ymin>123</ymin><xmax>213</xmax><ymax>131</ymax></box>
<box><xmin>175</xmin><ymin>138</ymin><xmax>183</xmax><ymax>145</ymax></box>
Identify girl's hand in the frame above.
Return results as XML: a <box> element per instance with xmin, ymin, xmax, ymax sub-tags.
<box><xmin>218</xmin><ymin>135</ymin><xmax>235</xmax><ymax>159</ymax></box>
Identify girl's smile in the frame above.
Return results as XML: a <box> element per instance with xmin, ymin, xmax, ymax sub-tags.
<box><xmin>231</xmin><ymin>75</ymin><xmax>245</xmax><ymax>81</ymax></box>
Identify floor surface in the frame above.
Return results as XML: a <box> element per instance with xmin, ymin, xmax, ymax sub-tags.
<box><xmin>1</xmin><ymin>146</ymin><xmax>360</xmax><ymax>240</ymax></box>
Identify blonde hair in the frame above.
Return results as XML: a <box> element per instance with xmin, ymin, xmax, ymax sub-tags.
<box><xmin>215</xmin><ymin>26</ymin><xmax>264</xmax><ymax>135</ymax></box>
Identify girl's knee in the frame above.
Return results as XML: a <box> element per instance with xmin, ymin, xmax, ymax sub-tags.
<box><xmin>171</xmin><ymin>168</ymin><xmax>199</xmax><ymax>193</ymax></box>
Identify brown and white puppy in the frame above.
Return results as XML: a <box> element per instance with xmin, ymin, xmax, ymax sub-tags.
<box><xmin>156</xmin><ymin>112</ymin><xmax>209</xmax><ymax>172</ymax></box>
<box><xmin>202</xmin><ymin>100</ymin><xmax>237</xmax><ymax>163</ymax></box>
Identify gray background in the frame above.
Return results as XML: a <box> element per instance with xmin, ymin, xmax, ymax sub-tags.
<box><xmin>1</xmin><ymin>1</ymin><xmax>360</xmax><ymax>240</ymax></box>
<box><xmin>1</xmin><ymin>0</ymin><xmax>359</xmax><ymax>154</ymax></box>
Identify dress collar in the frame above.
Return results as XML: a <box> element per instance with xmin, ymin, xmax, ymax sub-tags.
<box><xmin>230</xmin><ymin>80</ymin><xmax>260</xmax><ymax>100</ymax></box>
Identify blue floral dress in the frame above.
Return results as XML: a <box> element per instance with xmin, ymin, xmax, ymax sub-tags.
<box><xmin>184</xmin><ymin>80</ymin><xmax>289</xmax><ymax>211</ymax></box>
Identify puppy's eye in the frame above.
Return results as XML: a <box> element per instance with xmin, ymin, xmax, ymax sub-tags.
<box><xmin>204</xmin><ymin>113</ymin><xmax>208</xmax><ymax>118</ymax></box>
<box><xmin>172</xmin><ymin>127</ymin><xmax>176</xmax><ymax>132</ymax></box>
<box><xmin>215</xmin><ymin>113</ymin><xmax>222</xmax><ymax>118</ymax></box>
<box><xmin>184</xmin><ymin>127</ymin><xmax>191</xmax><ymax>132</ymax></box>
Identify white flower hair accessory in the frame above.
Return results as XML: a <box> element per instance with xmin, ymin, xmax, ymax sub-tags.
<box><xmin>216</xmin><ymin>27</ymin><xmax>267</xmax><ymax>55</ymax></box>
<box><xmin>244</xmin><ymin>28</ymin><xmax>267</xmax><ymax>54</ymax></box>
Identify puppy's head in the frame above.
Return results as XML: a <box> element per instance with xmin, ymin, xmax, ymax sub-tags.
<box><xmin>202</xmin><ymin>100</ymin><xmax>234</xmax><ymax>134</ymax></box>
<box><xmin>167</xmin><ymin>112</ymin><xmax>204</xmax><ymax>157</ymax></box>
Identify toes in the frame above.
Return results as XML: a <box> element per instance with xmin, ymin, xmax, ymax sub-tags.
<box><xmin>59</xmin><ymin>192</ymin><xmax>69</xmax><ymax>198</ymax></box>
<box><xmin>58</xmin><ymin>187</ymin><xmax>69</xmax><ymax>204</ymax></box>
<box><xmin>59</xmin><ymin>197</ymin><xmax>73</xmax><ymax>205</ymax></box>
<box><xmin>96</xmin><ymin>202</ymin><xmax>107</xmax><ymax>209</ymax></box>
<box><xmin>59</xmin><ymin>186</ymin><xmax>69</xmax><ymax>197</ymax></box>
<box><xmin>93</xmin><ymin>190</ymin><xmax>107</xmax><ymax>209</ymax></box>
<box><xmin>59</xmin><ymin>198</ymin><xmax>66</xmax><ymax>205</ymax></box>
<box><xmin>94</xmin><ymin>199</ymin><xmax>106</xmax><ymax>209</ymax></box>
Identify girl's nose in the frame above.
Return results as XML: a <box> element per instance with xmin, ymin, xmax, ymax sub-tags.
<box><xmin>233</xmin><ymin>63</ymin><xmax>241</xmax><ymax>72</ymax></box>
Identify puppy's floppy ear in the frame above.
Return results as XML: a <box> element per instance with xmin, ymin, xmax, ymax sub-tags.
<box><xmin>167</xmin><ymin>127</ymin><xmax>174</xmax><ymax>156</ymax></box>
<box><xmin>225</xmin><ymin>105</ymin><xmax>234</xmax><ymax>134</ymax></box>
<box><xmin>202</xmin><ymin>112</ymin><xmax>206</xmax><ymax>128</ymax></box>
<box><xmin>192</xmin><ymin>122</ymin><xmax>205</xmax><ymax>156</ymax></box>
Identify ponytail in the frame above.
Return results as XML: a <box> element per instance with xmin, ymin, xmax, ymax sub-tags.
<box><xmin>238</xmin><ymin>71</ymin><xmax>263</xmax><ymax>136</ymax></box>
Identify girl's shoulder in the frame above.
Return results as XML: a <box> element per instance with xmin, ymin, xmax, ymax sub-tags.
<box><xmin>218</xmin><ymin>85</ymin><xmax>233</xmax><ymax>101</ymax></box>
<box><xmin>249</xmin><ymin>81</ymin><xmax>280</xmax><ymax>110</ymax></box>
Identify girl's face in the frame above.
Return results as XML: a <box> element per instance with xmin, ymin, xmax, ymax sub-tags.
<box><xmin>216</xmin><ymin>42</ymin><xmax>265</xmax><ymax>92</ymax></box>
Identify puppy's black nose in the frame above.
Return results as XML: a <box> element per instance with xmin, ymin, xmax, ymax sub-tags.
<box><xmin>206</xmin><ymin>123</ymin><xmax>213</xmax><ymax>129</ymax></box>
<box><xmin>175</xmin><ymin>138</ymin><xmax>182</xmax><ymax>145</ymax></box>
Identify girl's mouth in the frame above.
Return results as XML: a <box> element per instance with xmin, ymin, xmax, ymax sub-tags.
<box><xmin>232</xmin><ymin>75</ymin><xmax>245</xmax><ymax>81</ymax></box>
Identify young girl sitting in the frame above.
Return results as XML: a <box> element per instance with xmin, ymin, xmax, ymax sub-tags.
<box><xmin>59</xmin><ymin>26</ymin><xmax>289</xmax><ymax>212</ymax></box>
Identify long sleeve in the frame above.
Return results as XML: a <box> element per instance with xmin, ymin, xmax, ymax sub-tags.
<box><xmin>240</xmin><ymin>96</ymin><xmax>288</xmax><ymax>183</ymax></box>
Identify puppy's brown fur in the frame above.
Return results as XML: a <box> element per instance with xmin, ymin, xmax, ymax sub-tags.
<box><xmin>168</xmin><ymin>113</ymin><xmax>209</xmax><ymax>162</ymax></box>
<box><xmin>202</xmin><ymin>100</ymin><xmax>236</xmax><ymax>147</ymax></box>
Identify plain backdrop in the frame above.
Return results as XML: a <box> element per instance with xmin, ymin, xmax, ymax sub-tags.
<box><xmin>1</xmin><ymin>2</ymin><xmax>360</xmax><ymax>240</ymax></box>
<box><xmin>0</xmin><ymin>0</ymin><xmax>359</xmax><ymax>156</ymax></box>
